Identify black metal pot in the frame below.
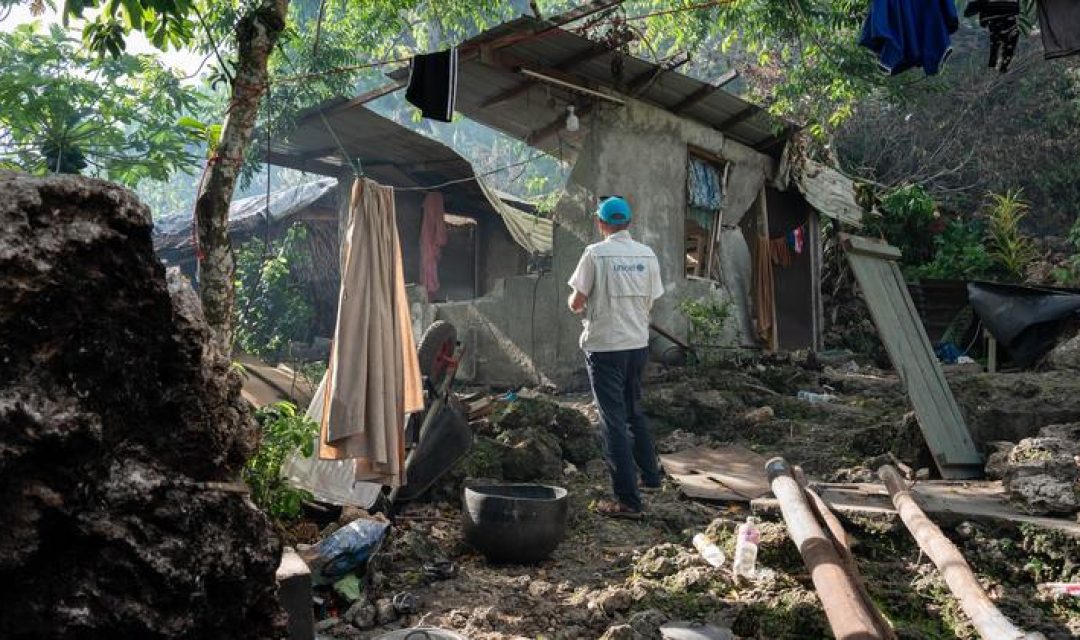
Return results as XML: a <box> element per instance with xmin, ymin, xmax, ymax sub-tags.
<box><xmin>462</xmin><ymin>484</ymin><xmax>569</xmax><ymax>564</ymax></box>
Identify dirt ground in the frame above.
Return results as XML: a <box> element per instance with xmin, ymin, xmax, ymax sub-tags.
<box><xmin>309</xmin><ymin>358</ymin><xmax>1080</xmax><ymax>639</ymax></box>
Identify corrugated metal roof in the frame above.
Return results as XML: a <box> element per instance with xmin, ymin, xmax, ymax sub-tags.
<box><xmin>388</xmin><ymin>16</ymin><xmax>791</xmax><ymax>155</ymax></box>
<box><xmin>264</xmin><ymin>101</ymin><xmax>503</xmax><ymax>217</ymax></box>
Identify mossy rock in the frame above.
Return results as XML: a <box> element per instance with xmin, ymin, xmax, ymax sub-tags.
<box><xmin>458</xmin><ymin>436</ymin><xmax>507</xmax><ymax>479</ymax></box>
<box><xmin>492</xmin><ymin>397</ymin><xmax>600</xmax><ymax>465</ymax></box>
<box><xmin>499</xmin><ymin>427</ymin><xmax>564</xmax><ymax>481</ymax></box>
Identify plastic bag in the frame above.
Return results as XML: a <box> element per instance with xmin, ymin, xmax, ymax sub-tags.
<box><xmin>300</xmin><ymin>518</ymin><xmax>390</xmax><ymax>585</ymax></box>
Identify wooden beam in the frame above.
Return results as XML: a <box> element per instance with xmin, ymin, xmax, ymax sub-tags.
<box><xmin>297</xmin><ymin>145</ymin><xmax>344</xmax><ymax>161</ymax></box>
<box><xmin>479</xmin><ymin>30</ymin><xmax>634</xmax><ymax>108</ymax></box>
<box><xmin>671</xmin><ymin>69</ymin><xmax>738</xmax><ymax>113</ymax></box>
<box><xmin>624</xmin><ymin>51</ymin><xmax>691</xmax><ymax>97</ymax></box>
<box><xmin>325</xmin><ymin>81</ymin><xmax>405</xmax><ymax>116</ymax></box>
<box><xmin>264</xmin><ymin>150</ymin><xmax>343</xmax><ymax>177</ymax></box>
<box><xmin>716</xmin><ymin>104</ymin><xmax>759</xmax><ymax>132</ymax></box>
<box><xmin>518</xmin><ymin>69</ymin><xmax>624</xmax><ymax>104</ymax></box>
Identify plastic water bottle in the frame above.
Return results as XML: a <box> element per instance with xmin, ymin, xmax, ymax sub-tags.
<box><xmin>732</xmin><ymin>517</ymin><xmax>760</xmax><ymax>579</ymax></box>
<box><xmin>692</xmin><ymin>533</ymin><xmax>725</xmax><ymax>568</ymax></box>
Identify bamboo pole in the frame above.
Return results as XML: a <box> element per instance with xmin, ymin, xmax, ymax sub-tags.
<box><xmin>877</xmin><ymin>465</ymin><xmax>1046</xmax><ymax>640</ymax></box>
<box><xmin>793</xmin><ymin>466</ymin><xmax>897</xmax><ymax>640</ymax></box>
<box><xmin>766</xmin><ymin>457</ymin><xmax>887</xmax><ymax>640</ymax></box>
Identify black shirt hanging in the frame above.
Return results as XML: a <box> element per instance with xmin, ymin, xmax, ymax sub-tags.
<box><xmin>964</xmin><ymin>0</ymin><xmax>1021</xmax><ymax>72</ymax></box>
<box><xmin>405</xmin><ymin>48</ymin><xmax>459</xmax><ymax>123</ymax></box>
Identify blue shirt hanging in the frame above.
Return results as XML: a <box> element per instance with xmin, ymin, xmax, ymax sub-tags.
<box><xmin>859</xmin><ymin>0</ymin><xmax>959</xmax><ymax>76</ymax></box>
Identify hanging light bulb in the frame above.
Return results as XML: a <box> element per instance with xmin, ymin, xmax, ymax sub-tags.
<box><xmin>565</xmin><ymin>105</ymin><xmax>580</xmax><ymax>132</ymax></box>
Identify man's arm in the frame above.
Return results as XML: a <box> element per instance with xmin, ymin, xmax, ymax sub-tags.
<box><xmin>567</xmin><ymin>249</ymin><xmax>594</xmax><ymax>315</ymax></box>
<box><xmin>568</xmin><ymin>289</ymin><xmax>588</xmax><ymax>314</ymax></box>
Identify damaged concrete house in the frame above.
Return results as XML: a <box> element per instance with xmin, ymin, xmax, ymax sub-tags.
<box><xmin>262</xmin><ymin>16</ymin><xmax>861</xmax><ymax>389</ymax></box>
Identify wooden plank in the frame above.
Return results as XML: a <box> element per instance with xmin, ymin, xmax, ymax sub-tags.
<box><xmin>842</xmin><ymin>234</ymin><xmax>903</xmax><ymax>260</ymax></box>
<box><xmin>667</xmin><ymin>472</ymin><xmax>746</xmax><ymax>502</ymax></box>
<box><xmin>794</xmin><ymin>160</ymin><xmax>864</xmax><ymax>227</ymax></box>
<box><xmin>752</xmin><ymin>481</ymin><xmax>1080</xmax><ymax>538</ymax></box>
<box><xmin>842</xmin><ymin>236</ymin><xmax>983</xmax><ymax>478</ymax></box>
<box><xmin>660</xmin><ymin>445</ymin><xmax>772</xmax><ymax>500</ymax></box>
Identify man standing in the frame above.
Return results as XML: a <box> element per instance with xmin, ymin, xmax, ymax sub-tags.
<box><xmin>567</xmin><ymin>196</ymin><xmax>664</xmax><ymax>518</ymax></box>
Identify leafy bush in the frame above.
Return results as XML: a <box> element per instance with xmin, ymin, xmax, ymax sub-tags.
<box><xmin>234</xmin><ymin>222</ymin><xmax>315</xmax><ymax>359</ymax></box>
<box><xmin>907</xmin><ymin>219</ymin><xmax>994</xmax><ymax>281</ymax></box>
<box><xmin>679</xmin><ymin>297</ymin><xmax>737</xmax><ymax>364</ymax></box>
<box><xmin>244</xmin><ymin>401</ymin><xmax>317</xmax><ymax>521</ymax></box>
<box><xmin>985</xmin><ymin>189</ymin><xmax>1036</xmax><ymax>282</ymax></box>
<box><xmin>867</xmin><ymin>184</ymin><xmax>938</xmax><ymax>267</ymax></box>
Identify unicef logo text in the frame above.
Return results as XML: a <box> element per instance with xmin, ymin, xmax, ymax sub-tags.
<box><xmin>613</xmin><ymin>263</ymin><xmax>646</xmax><ymax>273</ymax></box>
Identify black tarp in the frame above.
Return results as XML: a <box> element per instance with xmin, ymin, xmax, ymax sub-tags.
<box><xmin>967</xmin><ymin>281</ymin><xmax>1080</xmax><ymax>367</ymax></box>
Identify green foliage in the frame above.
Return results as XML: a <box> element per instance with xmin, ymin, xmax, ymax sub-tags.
<box><xmin>867</xmin><ymin>184</ymin><xmax>938</xmax><ymax>267</ymax></box>
<box><xmin>233</xmin><ymin>222</ymin><xmax>314</xmax><ymax>359</ymax></box>
<box><xmin>244</xmin><ymin>400</ymin><xmax>316</xmax><ymax>521</ymax></box>
<box><xmin>0</xmin><ymin>23</ymin><xmax>204</xmax><ymax>185</ymax></box>
<box><xmin>908</xmin><ymin>219</ymin><xmax>994</xmax><ymax>281</ymax></box>
<box><xmin>985</xmin><ymin>189</ymin><xmax>1036</xmax><ymax>282</ymax></box>
<box><xmin>679</xmin><ymin>297</ymin><xmax>737</xmax><ymax>364</ymax></box>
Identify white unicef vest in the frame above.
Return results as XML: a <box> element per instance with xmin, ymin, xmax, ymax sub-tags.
<box><xmin>581</xmin><ymin>238</ymin><xmax>659</xmax><ymax>352</ymax></box>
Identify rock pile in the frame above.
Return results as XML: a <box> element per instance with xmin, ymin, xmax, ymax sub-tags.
<box><xmin>0</xmin><ymin>172</ymin><xmax>284</xmax><ymax>639</ymax></box>
<box><xmin>986</xmin><ymin>423</ymin><xmax>1080</xmax><ymax>517</ymax></box>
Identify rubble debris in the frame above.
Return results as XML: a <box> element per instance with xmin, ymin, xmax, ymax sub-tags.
<box><xmin>500</xmin><ymin>427</ymin><xmax>564</xmax><ymax>481</ymax></box>
<box><xmin>1046</xmin><ymin>329</ymin><xmax>1080</xmax><ymax>370</ymax></box>
<box><xmin>0</xmin><ymin>172</ymin><xmax>284</xmax><ymax>638</ymax></box>
<box><xmin>742</xmin><ymin>405</ymin><xmax>775</xmax><ymax>424</ymax></box>
<box><xmin>989</xmin><ymin>423</ymin><xmax>1080</xmax><ymax>516</ymax></box>
<box><xmin>343</xmin><ymin>599</ymin><xmax>377</xmax><ymax>629</ymax></box>
<box><xmin>492</xmin><ymin>395</ymin><xmax>602</xmax><ymax>465</ymax></box>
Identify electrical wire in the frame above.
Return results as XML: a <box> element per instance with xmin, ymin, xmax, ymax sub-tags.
<box><xmin>270</xmin><ymin>1</ymin><xmax>731</xmax><ymax>85</ymax></box>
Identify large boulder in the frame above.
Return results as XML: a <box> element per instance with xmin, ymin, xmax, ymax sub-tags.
<box><xmin>0</xmin><ymin>172</ymin><xmax>285</xmax><ymax>639</ymax></box>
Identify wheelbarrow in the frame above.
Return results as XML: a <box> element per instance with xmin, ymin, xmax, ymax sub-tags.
<box><xmin>389</xmin><ymin>321</ymin><xmax>473</xmax><ymax>504</ymax></box>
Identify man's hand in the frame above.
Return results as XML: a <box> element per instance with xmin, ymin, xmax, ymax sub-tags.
<box><xmin>568</xmin><ymin>290</ymin><xmax>588</xmax><ymax>315</ymax></box>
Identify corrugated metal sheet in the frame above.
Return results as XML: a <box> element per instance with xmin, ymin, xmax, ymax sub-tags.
<box><xmin>387</xmin><ymin>16</ymin><xmax>790</xmax><ymax>154</ymax></box>
<box><xmin>843</xmin><ymin>235</ymin><xmax>983</xmax><ymax>479</ymax></box>
<box><xmin>265</xmin><ymin>102</ymin><xmax>509</xmax><ymax>219</ymax></box>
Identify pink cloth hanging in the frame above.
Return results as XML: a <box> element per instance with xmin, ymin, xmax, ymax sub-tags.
<box><xmin>419</xmin><ymin>192</ymin><xmax>448</xmax><ymax>301</ymax></box>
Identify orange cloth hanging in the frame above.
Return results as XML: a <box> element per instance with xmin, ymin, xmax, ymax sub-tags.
<box><xmin>753</xmin><ymin>235</ymin><xmax>776</xmax><ymax>348</ymax></box>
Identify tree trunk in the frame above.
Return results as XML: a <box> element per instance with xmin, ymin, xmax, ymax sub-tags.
<box><xmin>196</xmin><ymin>0</ymin><xmax>289</xmax><ymax>353</ymax></box>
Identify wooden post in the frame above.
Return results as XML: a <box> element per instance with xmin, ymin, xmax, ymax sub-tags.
<box><xmin>986</xmin><ymin>330</ymin><xmax>998</xmax><ymax>373</ymax></box>
<box><xmin>878</xmin><ymin>466</ymin><xmax>1046</xmax><ymax>640</ymax></box>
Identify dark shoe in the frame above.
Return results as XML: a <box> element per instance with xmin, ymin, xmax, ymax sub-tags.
<box><xmin>595</xmin><ymin>499</ymin><xmax>645</xmax><ymax>520</ymax></box>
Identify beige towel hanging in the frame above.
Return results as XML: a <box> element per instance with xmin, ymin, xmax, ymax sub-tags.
<box><xmin>318</xmin><ymin>178</ymin><xmax>423</xmax><ymax>487</ymax></box>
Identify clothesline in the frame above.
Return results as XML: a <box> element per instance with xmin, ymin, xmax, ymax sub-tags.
<box><xmin>394</xmin><ymin>154</ymin><xmax>546</xmax><ymax>192</ymax></box>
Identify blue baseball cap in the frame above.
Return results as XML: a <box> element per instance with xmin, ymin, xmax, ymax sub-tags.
<box><xmin>597</xmin><ymin>196</ymin><xmax>632</xmax><ymax>224</ymax></box>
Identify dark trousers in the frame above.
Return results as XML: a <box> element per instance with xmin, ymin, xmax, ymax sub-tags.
<box><xmin>585</xmin><ymin>347</ymin><xmax>661</xmax><ymax>511</ymax></box>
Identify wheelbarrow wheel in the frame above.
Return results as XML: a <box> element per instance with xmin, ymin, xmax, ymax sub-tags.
<box><xmin>417</xmin><ymin>320</ymin><xmax>458</xmax><ymax>388</ymax></box>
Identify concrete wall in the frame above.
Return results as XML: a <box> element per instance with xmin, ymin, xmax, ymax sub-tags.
<box><xmin>426</xmin><ymin>98</ymin><xmax>785</xmax><ymax>389</ymax></box>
